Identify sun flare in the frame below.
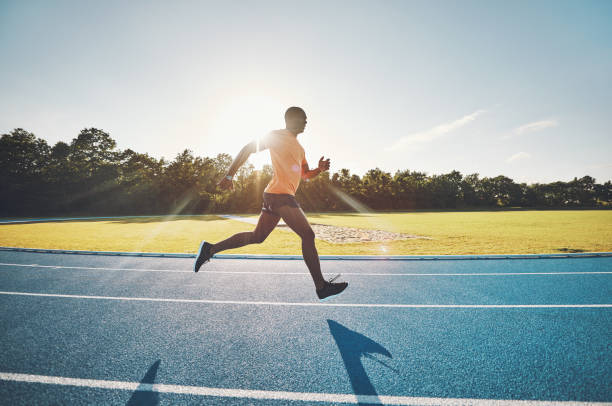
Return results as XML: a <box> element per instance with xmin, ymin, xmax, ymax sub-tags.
<box><xmin>206</xmin><ymin>94</ymin><xmax>287</xmax><ymax>169</ymax></box>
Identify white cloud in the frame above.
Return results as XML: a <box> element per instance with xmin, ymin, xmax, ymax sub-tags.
<box><xmin>388</xmin><ymin>109</ymin><xmax>486</xmax><ymax>151</ymax></box>
<box><xmin>514</xmin><ymin>119</ymin><xmax>558</xmax><ymax>135</ymax></box>
<box><xmin>506</xmin><ymin>151</ymin><xmax>531</xmax><ymax>163</ymax></box>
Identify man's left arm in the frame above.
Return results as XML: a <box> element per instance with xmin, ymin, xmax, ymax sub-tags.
<box><xmin>302</xmin><ymin>156</ymin><xmax>331</xmax><ymax>180</ymax></box>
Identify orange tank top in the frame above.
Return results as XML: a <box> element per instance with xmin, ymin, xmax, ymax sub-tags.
<box><xmin>261</xmin><ymin>129</ymin><xmax>306</xmax><ymax>196</ymax></box>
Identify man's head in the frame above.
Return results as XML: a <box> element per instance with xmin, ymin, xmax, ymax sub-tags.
<box><xmin>285</xmin><ymin>106</ymin><xmax>307</xmax><ymax>135</ymax></box>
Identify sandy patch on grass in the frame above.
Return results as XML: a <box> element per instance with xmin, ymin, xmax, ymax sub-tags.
<box><xmin>278</xmin><ymin>223</ymin><xmax>430</xmax><ymax>244</ymax></box>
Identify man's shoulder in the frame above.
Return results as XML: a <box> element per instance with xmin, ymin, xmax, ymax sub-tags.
<box><xmin>268</xmin><ymin>129</ymin><xmax>290</xmax><ymax>137</ymax></box>
<box><xmin>258</xmin><ymin>129</ymin><xmax>283</xmax><ymax>151</ymax></box>
<box><xmin>262</xmin><ymin>129</ymin><xmax>290</xmax><ymax>144</ymax></box>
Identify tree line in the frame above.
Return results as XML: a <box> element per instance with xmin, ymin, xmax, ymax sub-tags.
<box><xmin>1</xmin><ymin>127</ymin><xmax>610</xmax><ymax>216</ymax></box>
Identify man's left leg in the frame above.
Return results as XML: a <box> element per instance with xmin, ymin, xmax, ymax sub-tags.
<box><xmin>276</xmin><ymin>205</ymin><xmax>348</xmax><ymax>300</ymax></box>
<box><xmin>276</xmin><ymin>205</ymin><xmax>326</xmax><ymax>290</ymax></box>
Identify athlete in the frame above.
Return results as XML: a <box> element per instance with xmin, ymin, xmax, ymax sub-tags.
<box><xmin>194</xmin><ymin>106</ymin><xmax>348</xmax><ymax>300</ymax></box>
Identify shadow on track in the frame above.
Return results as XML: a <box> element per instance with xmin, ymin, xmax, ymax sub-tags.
<box><xmin>126</xmin><ymin>360</ymin><xmax>161</xmax><ymax>406</ymax></box>
<box><xmin>328</xmin><ymin>320</ymin><xmax>393</xmax><ymax>406</ymax></box>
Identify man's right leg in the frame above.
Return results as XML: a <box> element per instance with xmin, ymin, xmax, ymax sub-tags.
<box><xmin>210</xmin><ymin>211</ymin><xmax>280</xmax><ymax>255</ymax></box>
<box><xmin>195</xmin><ymin>211</ymin><xmax>280</xmax><ymax>272</ymax></box>
<box><xmin>276</xmin><ymin>205</ymin><xmax>326</xmax><ymax>290</ymax></box>
<box><xmin>276</xmin><ymin>205</ymin><xmax>347</xmax><ymax>299</ymax></box>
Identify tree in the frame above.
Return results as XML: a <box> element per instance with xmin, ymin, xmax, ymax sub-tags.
<box><xmin>393</xmin><ymin>170</ymin><xmax>429</xmax><ymax>208</ymax></box>
<box><xmin>69</xmin><ymin>128</ymin><xmax>118</xmax><ymax>176</ymax></box>
<box><xmin>113</xmin><ymin>149</ymin><xmax>164</xmax><ymax>214</ymax></box>
<box><xmin>461</xmin><ymin>173</ymin><xmax>480</xmax><ymax>207</ymax></box>
<box><xmin>595</xmin><ymin>181</ymin><xmax>612</xmax><ymax>206</ymax></box>
<box><xmin>2</xmin><ymin>126</ymin><xmax>611</xmax><ymax>216</ymax></box>
<box><xmin>428</xmin><ymin>171</ymin><xmax>462</xmax><ymax>208</ymax></box>
<box><xmin>489</xmin><ymin>175</ymin><xmax>522</xmax><ymax>207</ymax></box>
<box><xmin>63</xmin><ymin>128</ymin><xmax>121</xmax><ymax>214</ymax></box>
<box><xmin>570</xmin><ymin>176</ymin><xmax>596</xmax><ymax>207</ymax></box>
<box><xmin>0</xmin><ymin>129</ymin><xmax>50</xmax><ymax>214</ymax></box>
<box><xmin>362</xmin><ymin>168</ymin><xmax>393</xmax><ymax>209</ymax></box>
<box><xmin>0</xmin><ymin>128</ymin><xmax>50</xmax><ymax>177</ymax></box>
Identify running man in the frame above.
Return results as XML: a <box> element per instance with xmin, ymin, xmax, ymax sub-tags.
<box><xmin>194</xmin><ymin>106</ymin><xmax>348</xmax><ymax>300</ymax></box>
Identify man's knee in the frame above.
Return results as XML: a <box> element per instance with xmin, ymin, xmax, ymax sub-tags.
<box><xmin>301</xmin><ymin>228</ymin><xmax>316</xmax><ymax>242</ymax></box>
<box><xmin>252</xmin><ymin>231</ymin><xmax>268</xmax><ymax>244</ymax></box>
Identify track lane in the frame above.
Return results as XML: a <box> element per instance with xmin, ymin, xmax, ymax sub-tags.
<box><xmin>0</xmin><ymin>255</ymin><xmax>611</xmax><ymax>305</ymax></box>
<box><xmin>0</xmin><ymin>251</ymin><xmax>610</xmax><ymax>404</ymax></box>
<box><xmin>0</xmin><ymin>295</ymin><xmax>610</xmax><ymax>403</ymax></box>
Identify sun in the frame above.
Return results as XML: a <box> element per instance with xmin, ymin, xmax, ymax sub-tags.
<box><xmin>206</xmin><ymin>94</ymin><xmax>287</xmax><ymax>169</ymax></box>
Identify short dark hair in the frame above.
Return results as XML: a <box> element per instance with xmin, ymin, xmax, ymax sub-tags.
<box><xmin>285</xmin><ymin>106</ymin><xmax>306</xmax><ymax>122</ymax></box>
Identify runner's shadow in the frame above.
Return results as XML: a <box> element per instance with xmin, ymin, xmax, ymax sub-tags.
<box><xmin>126</xmin><ymin>360</ymin><xmax>161</xmax><ymax>406</ymax></box>
<box><xmin>328</xmin><ymin>320</ymin><xmax>392</xmax><ymax>406</ymax></box>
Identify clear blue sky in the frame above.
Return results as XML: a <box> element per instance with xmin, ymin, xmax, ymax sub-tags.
<box><xmin>1</xmin><ymin>0</ymin><xmax>611</xmax><ymax>183</ymax></box>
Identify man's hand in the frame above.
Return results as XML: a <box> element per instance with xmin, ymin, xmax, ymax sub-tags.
<box><xmin>318</xmin><ymin>156</ymin><xmax>331</xmax><ymax>172</ymax></box>
<box><xmin>217</xmin><ymin>176</ymin><xmax>234</xmax><ymax>191</ymax></box>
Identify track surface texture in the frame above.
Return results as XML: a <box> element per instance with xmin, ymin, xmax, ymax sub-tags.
<box><xmin>0</xmin><ymin>250</ymin><xmax>610</xmax><ymax>405</ymax></box>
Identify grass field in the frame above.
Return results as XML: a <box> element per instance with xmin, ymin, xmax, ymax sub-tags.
<box><xmin>1</xmin><ymin>210</ymin><xmax>611</xmax><ymax>255</ymax></box>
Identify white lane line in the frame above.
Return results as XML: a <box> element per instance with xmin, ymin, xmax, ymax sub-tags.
<box><xmin>1</xmin><ymin>263</ymin><xmax>610</xmax><ymax>276</ymax></box>
<box><xmin>0</xmin><ymin>263</ymin><xmax>190</xmax><ymax>273</ymax></box>
<box><xmin>0</xmin><ymin>372</ymin><xmax>609</xmax><ymax>406</ymax></box>
<box><xmin>1</xmin><ymin>291</ymin><xmax>611</xmax><ymax>308</ymax></box>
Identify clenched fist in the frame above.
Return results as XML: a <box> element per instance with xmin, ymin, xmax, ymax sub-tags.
<box><xmin>318</xmin><ymin>156</ymin><xmax>331</xmax><ymax>171</ymax></box>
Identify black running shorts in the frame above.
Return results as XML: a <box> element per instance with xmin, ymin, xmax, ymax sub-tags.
<box><xmin>262</xmin><ymin>192</ymin><xmax>300</xmax><ymax>216</ymax></box>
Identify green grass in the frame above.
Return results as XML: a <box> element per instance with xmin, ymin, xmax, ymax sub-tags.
<box><xmin>1</xmin><ymin>210</ymin><xmax>610</xmax><ymax>255</ymax></box>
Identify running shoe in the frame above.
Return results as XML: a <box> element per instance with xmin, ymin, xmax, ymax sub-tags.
<box><xmin>194</xmin><ymin>241</ymin><xmax>213</xmax><ymax>273</ymax></box>
<box><xmin>316</xmin><ymin>274</ymin><xmax>348</xmax><ymax>300</ymax></box>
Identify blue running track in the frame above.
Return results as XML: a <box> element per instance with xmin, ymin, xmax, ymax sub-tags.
<box><xmin>0</xmin><ymin>249</ymin><xmax>610</xmax><ymax>405</ymax></box>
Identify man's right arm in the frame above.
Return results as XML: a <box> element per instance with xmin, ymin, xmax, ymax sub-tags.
<box><xmin>226</xmin><ymin>141</ymin><xmax>257</xmax><ymax>177</ymax></box>
<box><xmin>217</xmin><ymin>136</ymin><xmax>271</xmax><ymax>189</ymax></box>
